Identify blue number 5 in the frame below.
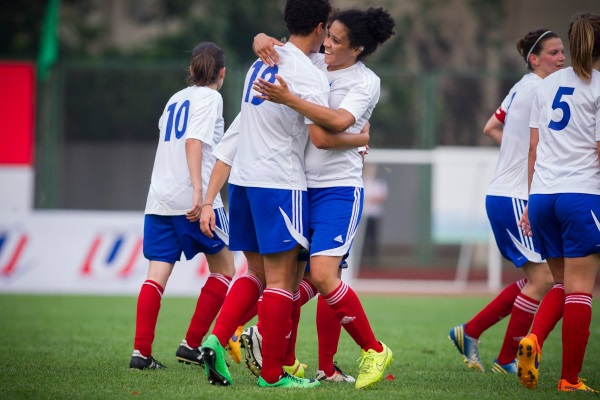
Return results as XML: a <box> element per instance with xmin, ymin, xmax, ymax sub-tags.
<box><xmin>243</xmin><ymin>60</ymin><xmax>279</xmax><ymax>106</ymax></box>
<box><xmin>548</xmin><ymin>86</ymin><xmax>575</xmax><ymax>131</ymax></box>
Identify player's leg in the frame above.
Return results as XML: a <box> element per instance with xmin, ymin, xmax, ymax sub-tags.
<box><xmin>130</xmin><ymin>214</ymin><xmax>179</xmax><ymax>370</ymax></box>
<box><xmin>492</xmin><ymin>261</ymin><xmax>553</xmax><ymax>373</ymax></box>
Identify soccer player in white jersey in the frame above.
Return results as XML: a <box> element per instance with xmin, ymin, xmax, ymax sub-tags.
<box><xmin>516</xmin><ymin>12</ymin><xmax>600</xmax><ymax>393</ymax></box>
<box><xmin>252</xmin><ymin>7</ymin><xmax>395</xmax><ymax>389</ymax></box>
<box><xmin>200</xmin><ymin>0</ymin><xmax>337</xmax><ymax>389</ymax></box>
<box><xmin>129</xmin><ymin>42</ymin><xmax>236</xmax><ymax>370</ymax></box>
<box><xmin>448</xmin><ymin>30</ymin><xmax>565</xmax><ymax>374</ymax></box>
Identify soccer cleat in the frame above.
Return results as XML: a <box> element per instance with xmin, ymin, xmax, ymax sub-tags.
<box><xmin>355</xmin><ymin>342</ymin><xmax>393</xmax><ymax>389</ymax></box>
<box><xmin>283</xmin><ymin>359</ymin><xmax>306</xmax><ymax>378</ymax></box>
<box><xmin>491</xmin><ymin>359</ymin><xmax>517</xmax><ymax>374</ymax></box>
<box><xmin>175</xmin><ymin>339</ymin><xmax>204</xmax><ymax>367</ymax></box>
<box><xmin>517</xmin><ymin>334</ymin><xmax>541</xmax><ymax>389</ymax></box>
<box><xmin>240</xmin><ymin>325</ymin><xmax>263</xmax><ymax>377</ymax></box>
<box><xmin>558</xmin><ymin>379</ymin><xmax>598</xmax><ymax>393</ymax></box>
<box><xmin>448</xmin><ymin>324</ymin><xmax>485</xmax><ymax>372</ymax></box>
<box><xmin>316</xmin><ymin>362</ymin><xmax>356</xmax><ymax>383</ymax></box>
<box><xmin>257</xmin><ymin>372</ymin><xmax>321</xmax><ymax>388</ymax></box>
<box><xmin>225</xmin><ymin>326</ymin><xmax>243</xmax><ymax>364</ymax></box>
<box><xmin>201</xmin><ymin>334</ymin><xmax>232</xmax><ymax>386</ymax></box>
<box><xmin>129</xmin><ymin>350</ymin><xmax>166</xmax><ymax>370</ymax></box>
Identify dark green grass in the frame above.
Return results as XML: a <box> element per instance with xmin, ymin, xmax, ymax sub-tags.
<box><xmin>0</xmin><ymin>294</ymin><xmax>598</xmax><ymax>399</ymax></box>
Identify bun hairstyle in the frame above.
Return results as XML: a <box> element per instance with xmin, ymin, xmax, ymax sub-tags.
<box><xmin>187</xmin><ymin>42</ymin><xmax>225</xmax><ymax>86</ymax></box>
<box><xmin>568</xmin><ymin>12</ymin><xmax>600</xmax><ymax>81</ymax></box>
<box><xmin>330</xmin><ymin>7</ymin><xmax>395</xmax><ymax>60</ymax></box>
<box><xmin>516</xmin><ymin>29</ymin><xmax>559</xmax><ymax>71</ymax></box>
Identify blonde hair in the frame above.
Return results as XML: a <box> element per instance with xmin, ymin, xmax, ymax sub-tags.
<box><xmin>568</xmin><ymin>12</ymin><xmax>600</xmax><ymax>81</ymax></box>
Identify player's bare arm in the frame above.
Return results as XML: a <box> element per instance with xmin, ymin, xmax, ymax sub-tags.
<box><xmin>253</xmin><ymin>74</ymin><xmax>356</xmax><ymax>132</ymax></box>
<box><xmin>199</xmin><ymin>159</ymin><xmax>232</xmax><ymax>237</ymax></box>
<box><xmin>185</xmin><ymin>138</ymin><xmax>203</xmax><ymax>222</ymax></box>
<box><xmin>308</xmin><ymin>123</ymin><xmax>369</xmax><ymax>150</ymax></box>
<box><xmin>253</xmin><ymin>33</ymin><xmax>284</xmax><ymax>67</ymax></box>
<box><xmin>483</xmin><ymin>113</ymin><xmax>503</xmax><ymax>144</ymax></box>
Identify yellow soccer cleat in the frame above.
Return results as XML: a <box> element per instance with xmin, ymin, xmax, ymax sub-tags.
<box><xmin>283</xmin><ymin>359</ymin><xmax>306</xmax><ymax>378</ymax></box>
<box><xmin>355</xmin><ymin>342</ymin><xmax>393</xmax><ymax>389</ymax></box>
<box><xmin>517</xmin><ymin>334</ymin><xmax>541</xmax><ymax>389</ymax></box>
<box><xmin>225</xmin><ymin>326</ymin><xmax>243</xmax><ymax>364</ymax></box>
<box><xmin>558</xmin><ymin>379</ymin><xmax>597</xmax><ymax>393</ymax></box>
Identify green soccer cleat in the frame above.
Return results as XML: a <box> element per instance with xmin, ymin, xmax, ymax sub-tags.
<box><xmin>355</xmin><ymin>342</ymin><xmax>393</xmax><ymax>389</ymax></box>
<box><xmin>201</xmin><ymin>334</ymin><xmax>232</xmax><ymax>386</ymax></box>
<box><xmin>517</xmin><ymin>334</ymin><xmax>541</xmax><ymax>389</ymax></box>
<box><xmin>257</xmin><ymin>372</ymin><xmax>321</xmax><ymax>388</ymax></box>
<box><xmin>448</xmin><ymin>324</ymin><xmax>485</xmax><ymax>371</ymax></box>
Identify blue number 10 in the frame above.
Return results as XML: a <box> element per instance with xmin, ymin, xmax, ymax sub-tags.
<box><xmin>164</xmin><ymin>100</ymin><xmax>190</xmax><ymax>141</ymax></box>
<box><xmin>548</xmin><ymin>86</ymin><xmax>575</xmax><ymax>131</ymax></box>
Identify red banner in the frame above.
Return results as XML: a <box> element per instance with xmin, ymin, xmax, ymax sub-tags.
<box><xmin>0</xmin><ymin>62</ymin><xmax>35</xmax><ymax>165</ymax></box>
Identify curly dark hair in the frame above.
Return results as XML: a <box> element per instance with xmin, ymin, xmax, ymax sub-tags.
<box><xmin>329</xmin><ymin>7</ymin><xmax>395</xmax><ymax>61</ymax></box>
<box><xmin>284</xmin><ymin>0</ymin><xmax>332</xmax><ymax>36</ymax></box>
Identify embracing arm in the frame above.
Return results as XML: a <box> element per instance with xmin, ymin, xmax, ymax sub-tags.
<box><xmin>185</xmin><ymin>139</ymin><xmax>204</xmax><ymax>222</ymax></box>
<box><xmin>519</xmin><ymin>127</ymin><xmax>540</xmax><ymax>238</ymax></box>
<box><xmin>254</xmin><ymin>75</ymin><xmax>356</xmax><ymax>132</ymax></box>
<box><xmin>253</xmin><ymin>33</ymin><xmax>284</xmax><ymax>67</ymax></box>
<box><xmin>199</xmin><ymin>160</ymin><xmax>232</xmax><ymax>237</ymax></box>
<box><xmin>308</xmin><ymin>123</ymin><xmax>369</xmax><ymax>150</ymax></box>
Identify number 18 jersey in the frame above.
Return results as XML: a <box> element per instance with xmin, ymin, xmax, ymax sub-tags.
<box><xmin>229</xmin><ymin>42</ymin><xmax>330</xmax><ymax>191</ymax></box>
<box><xmin>530</xmin><ymin>67</ymin><xmax>600</xmax><ymax>195</ymax></box>
<box><xmin>145</xmin><ymin>86</ymin><xmax>224</xmax><ymax>215</ymax></box>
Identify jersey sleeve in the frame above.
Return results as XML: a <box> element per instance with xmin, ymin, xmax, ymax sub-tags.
<box><xmin>186</xmin><ymin>91</ymin><xmax>222</xmax><ymax>144</ymax></box>
<box><xmin>529</xmin><ymin>89</ymin><xmax>540</xmax><ymax>129</ymax></box>
<box><xmin>299</xmin><ymin>74</ymin><xmax>330</xmax><ymax>125</ymax></box>
<box><xmin>337</xmin><ymin>77</ymin><xmax>380</xmax><ymax>124</ymax></box>
<box><xmin>213</xmin><ymin>113</ymin><xmax>240</xmax><ymax>166</ymax></box>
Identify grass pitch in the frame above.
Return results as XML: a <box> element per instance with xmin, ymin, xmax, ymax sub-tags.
<box><xmin>0</xmin><ymin>293</ymin><xmax>598</xmax><ymax>399</ymax></box>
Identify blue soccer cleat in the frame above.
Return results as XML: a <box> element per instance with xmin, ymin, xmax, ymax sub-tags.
<box><xmin>448</xmin><ymin>324</ymin><xmax>484</xmax><ymax>371</ymax></box>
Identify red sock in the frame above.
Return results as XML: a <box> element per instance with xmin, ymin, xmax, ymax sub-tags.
<box><xmin>323</xmin><ymin>281</ymin><xmax>382</xmax><ymax>353</ymax></box>
<box><xmin>256</xmin><ymin>295</ymin><xmax>263</xmax><ymax>333</ymax></box>
<box><xmin>531</xmin><ymin>284</ymin><xmax>564</xmax><ymax>348</ymax></box>
<box><xmin>185</xmin><ymin>273</ymin><xmax>231</xmax><ymax>348</ymax></box>
<box><xmin>299</xmin><ymin>278</ymin><xmax>317</xmax><ymax>305</ymax></box>
<box><xmin>240</xmin><ymin>303</ymin><xmax>258</xmax><ymax>326</ymax></box>
<box><xmin>133</xmin><ymin>280</ymin><xmax>164</xmax><ymax>356</ymax></box>
<box><xmin>465</xmin><ymin>279</ymin><xmax>524</xmax><ymax>339</ymax></box>
<box><xmin>561</xmin><ymin>293</ymin><xmax>592</xmax><ymax>385</ymax></box>
<box><xmin>283</xmin><ymin>291</ymin><xmax>302</xmax><ymax>366</ymax></box>
<box><xmin>317</xmin><ymin>294</ymin><xmax>341</xmax><ymax>376</ymax></box>
<box><xmin>212</xmin><ymin>274</ymin><xmax>263</xmax><ymax>347</ymax></box>
<box><xmin>260</xmin><ymin>288</ymin><xmax>293</xmax><ymax>383</ymax></box>
<box><xmin>496</xmin><ymin>293</ymin><xmax>539</xmax><ymax>365</ymax></box>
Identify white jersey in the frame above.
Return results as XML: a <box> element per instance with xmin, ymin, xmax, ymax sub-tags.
<box><xmin>213</xmin><ymin>113</ymin><xmax>240</xmax><ymax>167</ymax></box>
<box><xmin>229</xmin><ymin>42</ymin><xmax>330</xmax><ymax>190</ymax></box>
<box><xmin>145</xmin><ymin>86</ymin><xmax>224</xmax><ymax>215</ymax></box>
<box><xmin>304</xmin><ymin>54</ymin><xmax>380</xmax><ymax>188</ymax></box>
<box><xmin>487</xmin><ymin>73</ymin><xmax>542</xmax><ymax>200</ymax></box>
<box><xmin>530</xmin><ymin>67</ymin><xmax>600</xmax><ymax>195</ymax></box>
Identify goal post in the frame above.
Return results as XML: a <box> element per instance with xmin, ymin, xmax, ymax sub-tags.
<box><xmin>346</xmin><ymin>147</ymin><xmax>503</xmax><ymax>294</ymax></box>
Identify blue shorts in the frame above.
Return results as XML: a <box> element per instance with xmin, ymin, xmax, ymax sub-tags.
<box><xmin>308</xmin><ymin>187</ymin><xmax>363</xmax><ymax>257</ymax></box>
<box><xmin>486</xmin><ymin>195</ymin><xmax>543</xmax><ymax>267</ymax></box>
<box><xmin>529</xmin><ymin>193</ymin><xmax>600</xmax><ymax>259</ymax></box>
<box><xmin>228</xmin><ymin>184</ymin><xmax>309</xmax><ymax>254</ymax></box>
<box><xmin>143</xmin><ymin>211</ymin><xmax>228</xmax><ymax>263</ymax></box>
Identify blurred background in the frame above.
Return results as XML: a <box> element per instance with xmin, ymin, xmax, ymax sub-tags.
<box><xmin>1</xmin><ymin>0</ymin><xmax>600</xmax><ymax>295</ymax></box>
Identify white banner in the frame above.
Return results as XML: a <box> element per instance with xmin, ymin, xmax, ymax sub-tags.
<box><xmin>0</xmin><ymin>211</ymin><xmax>249</xmax><ymax>296</ymax></box>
